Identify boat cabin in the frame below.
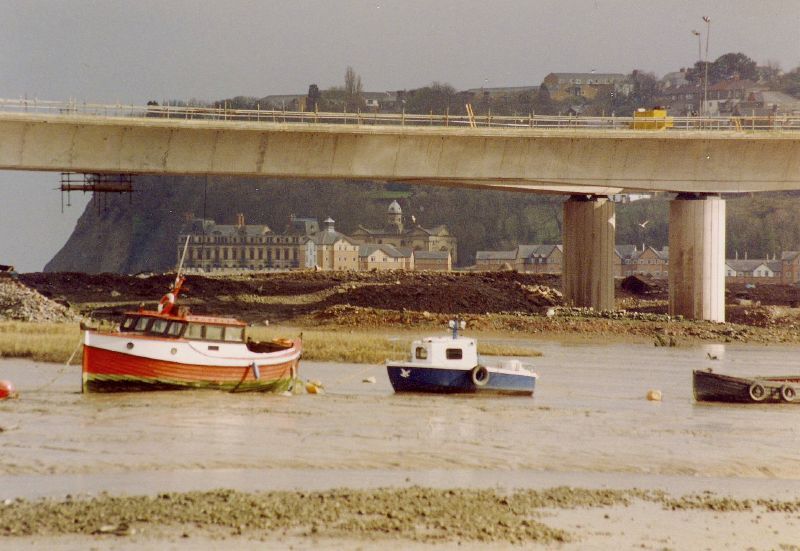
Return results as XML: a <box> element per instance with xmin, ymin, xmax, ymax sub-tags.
<box><xmin>409</xmin><ymin>336</ymin><xmax>478</xmax><ymax>368</ymax></box>
<box><xmin>120</xmin><ymin>313</ymin><xmax>246</xmax><ymax>343</ymax></box>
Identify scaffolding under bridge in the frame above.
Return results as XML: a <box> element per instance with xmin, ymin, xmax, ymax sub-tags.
<box><xmin>60</xmin><ymin>172</ymin><xmax>135</xmax><ymax>211</ymax></box>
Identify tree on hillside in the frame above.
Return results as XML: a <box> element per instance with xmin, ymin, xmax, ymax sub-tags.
<box><xmin>686</xmin><ymin>52</ymin><xmax>758</xmax><ymax>85</ymax></box>
<box><xmin>344</xmin><ymin>66</ymin><xmax>364</xmax><ymax>111</ymax></box>
<box><xmin>404</xmin><ymin>82</ymin><xmax>463</xmax><ymax>115</ymax></box>
<box><xmin>306</xmin><ymin>84</ymin><xmax>321</xmax><ymax>112</ymax></box>
<box><xmin>777</xmin><ymin>66</ymin><xmax>800</xmax><ymax>97</ymax></box>
<box><xmin>709</xmin><ymin>52</ymin><xmax>758</xmax><ymax>82</ymax></box>
<box><xmin>607</xmin><ymin>70</ymin><xmax>659</xmax><ymax>115</ymax></box>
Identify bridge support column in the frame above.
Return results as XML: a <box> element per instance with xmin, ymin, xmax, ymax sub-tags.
<box><xmin>668</xmin><ymin>194</ymin><xmax>726</xmax><ymax>322</ymax></box>
<box><xmin>562</xmin><ymin>195</ymin><xmax>615</xmax><ymax>310</ymax></box>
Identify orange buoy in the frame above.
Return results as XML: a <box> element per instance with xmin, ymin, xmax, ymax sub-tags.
<box><xmin>0</xmin><ymin>380</ymin><xmax>18</xmax><ymax>399</ymax></box>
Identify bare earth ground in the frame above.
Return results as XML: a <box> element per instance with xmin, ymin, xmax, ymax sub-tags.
<box><xmin>15</xmin><ymin>270</ymin><xmax>800</xmax><ymax>344</ymax></box>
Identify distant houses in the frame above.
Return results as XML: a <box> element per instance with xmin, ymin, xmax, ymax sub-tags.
<box><xmin>475</xmin><ymin>244</ymin><xmax>800</xmax><ymax>285</ymax></box>
<box><xmin>178</xmin><ymin>202</ymin><xmax>455</xmax><ymax>273</ymax></box>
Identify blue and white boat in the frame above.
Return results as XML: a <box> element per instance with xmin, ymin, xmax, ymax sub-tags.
<box><xmin>386</xmin><ymin>320</ymin><xmax>537</xmax><ymax>396</ymax></box>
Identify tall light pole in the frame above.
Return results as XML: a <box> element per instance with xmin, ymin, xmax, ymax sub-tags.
<box><xmin>702</xmin><ymin>16</ymin><xmax>711</xmax><ymax>116</ymax></box>
<box><xmin>691</xmin><ymin>30</ymin><xmax>701</xmax><ymax>63</ymax></box>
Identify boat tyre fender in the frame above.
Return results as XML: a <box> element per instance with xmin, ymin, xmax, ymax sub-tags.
<box><xmin>748</xmin><ymin>382</ymin><xmax>767</xmax><ymax>402</ymax></box>
<box><xmin>780</xmin><ymin>385</ymin><xmax>796</xmax><ymax>403</ymax></box>
<box><xmin>471</xmin><ymin>365</ymin><xmax>490</xmax><ymax>387</ymax></box>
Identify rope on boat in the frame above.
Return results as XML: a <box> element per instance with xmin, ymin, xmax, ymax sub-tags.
<box><xmin>31</xmin><ymin>336</ymin><xmax>83</xmax><ymax>392</ymax></box>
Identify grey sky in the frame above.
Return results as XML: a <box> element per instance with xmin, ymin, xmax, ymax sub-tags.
<box><xmin>1</xmin><ymin>0</ymin><xmax>799</xmax><ymax>271</ymax></box>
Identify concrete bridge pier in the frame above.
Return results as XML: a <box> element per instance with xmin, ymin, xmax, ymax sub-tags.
<box><xmin>562</xmin><ymin>195</ymin><xmax>616</xmax><ymax>311</ymax></box>
<box><xmin>668</xmin><ymin>193</ymin><xmax>726</xmax><ymax>322</ymax></box>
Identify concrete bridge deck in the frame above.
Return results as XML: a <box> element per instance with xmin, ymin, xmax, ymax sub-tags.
<box><xmin>1</xmin><ymin>99</ymin><xmax>799</xmax><ymax>194</ymax></box>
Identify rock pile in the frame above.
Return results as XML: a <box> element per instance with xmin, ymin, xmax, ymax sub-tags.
<box><xmin>0</xmin><ymin>279</ymin><xmax>80</xmax><ymax>323</ymax></box>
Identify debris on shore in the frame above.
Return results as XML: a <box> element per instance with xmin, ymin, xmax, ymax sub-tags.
<box><xmin>0</xmin><ymin>279</ymin><xmax>79</xmax><ymax>323</ymax></box>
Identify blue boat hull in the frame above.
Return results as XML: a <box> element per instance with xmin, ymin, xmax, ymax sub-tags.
<box><xmin>387</xmin><ymin>365</ymin><xmax>535</xmax><ymax>396</ymax></box>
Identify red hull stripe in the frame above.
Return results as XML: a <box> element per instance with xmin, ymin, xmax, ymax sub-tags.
<box><xmin>83</xmin><ymin>346</ymin><xmax>296</xmax><ymax>384</ymax></box>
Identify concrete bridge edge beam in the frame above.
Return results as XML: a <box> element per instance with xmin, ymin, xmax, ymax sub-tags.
<box><xmin>668</xmin><ymin>194</ymin><xmax>726</xmax><ymax>322</ymax></box>
<box><xmin>562</xmin><ymin>195</ymin><xmax>615</xmax><ymax>310</ymax></box>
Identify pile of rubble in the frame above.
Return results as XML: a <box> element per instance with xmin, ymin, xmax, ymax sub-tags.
<box><xmin>0</xmin><ymin>279</ymin><xmax>80</xmax><ymax>323</ymax></box>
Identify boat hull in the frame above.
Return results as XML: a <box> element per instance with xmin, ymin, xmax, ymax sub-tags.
<box><xmin>83</xmin><ymin>343</ymin><xmax>299</xmax><ymax>393</ymax></box>
<box><xmin>387</xmin><ymin>365</ymin><xmax>535</xmax><ymax>396</ymax></box>
<box><xmin>693</xmin><ymin>370</ymin><xmax>800</xmax><ymax>404</ymax></box>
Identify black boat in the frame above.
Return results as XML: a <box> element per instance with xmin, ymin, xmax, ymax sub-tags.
<box><xmin>693</xmin><ymin>369</ymin><xmax>800</xmax><ymax>403</ymax></box>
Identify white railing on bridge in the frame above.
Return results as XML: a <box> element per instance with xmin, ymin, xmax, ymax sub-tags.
<box><xmin>1</xmin><ymin>98</ymin><xmax>798</xmax><ymax>132</ymax></box>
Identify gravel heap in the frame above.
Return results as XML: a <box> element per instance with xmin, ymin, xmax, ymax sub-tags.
<box><xmin>0</xmin><ymin>279</ymin><xmax>80</xmax><ymax>323</ymax></box>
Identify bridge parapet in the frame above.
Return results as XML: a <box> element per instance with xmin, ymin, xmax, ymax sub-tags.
<box><xmin>1</xmin><ymin>98</ymin><xmax>799</xmax><ymax>133</ymax></box>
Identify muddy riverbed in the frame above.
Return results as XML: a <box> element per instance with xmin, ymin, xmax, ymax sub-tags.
<box><xmin>2</xmin><ymin>340</ymin><xmax>800</xmax><ymax>549</ymax></box>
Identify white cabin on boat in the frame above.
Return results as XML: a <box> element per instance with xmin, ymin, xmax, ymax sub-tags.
<box><xmin>407</xmin><ymin>336</ymin><xmax>478</xmax><ymax>369</ymax></box>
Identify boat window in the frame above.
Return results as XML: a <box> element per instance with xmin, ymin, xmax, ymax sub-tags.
<box><xmin>121</xmin><ymin>316</ymin><xmax>138</xmax><ymax>331</ymax></box>
<box><xmin>149</xmin><ymin>319</ymin><xmax>169</xmax><ymax>334</ymax></box>
<box><xmin>446</xmin><ymin>348</ymin><xmax>463</xmax><ymax>360</ymax></box>
<box><xmin>166</xmin><ymin>321</ymin><xmax>185</xmax><ymax>337</ymax></box>
<box><xmin>223</xmin><ymin>326</ymin><xmax>244</xmax><ymax>342</ymax></box>
<box><xmin>185</xmin><ymin>323</ymin><xmax>203</xmax><ymax>339</ymax></box>
<box><xmin>205</xmin><ymin>325</ymin><xmax>224</xmax><ymax>341</ymax></box>
<box><xmin>415</xmin><ymin>346</ymin><xmax>428</xmax><ymax>360</ymax></box>
<box><xmin>134</xmin><ymin>317</ymin><xmax>152</xmax><ymax>332</ymax></box>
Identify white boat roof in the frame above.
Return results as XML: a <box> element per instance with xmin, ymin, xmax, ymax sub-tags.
<box><xmin>416</xmin><ymin>335</ymin><xmax>476</xmax><ymax>346</ymax></box>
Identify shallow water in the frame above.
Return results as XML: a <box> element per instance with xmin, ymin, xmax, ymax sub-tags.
<box><xmin>2</xmin><ymin>340</ymin><xmax>800</xmax><ymax>499</ymax></box>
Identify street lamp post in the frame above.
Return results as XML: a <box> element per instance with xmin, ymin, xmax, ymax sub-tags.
<box><xmin>702</xmin><ymin>16</ymin><xmax>711</xmax><ymax>116</ymax></box>
<box><xmin>691</xmin><ymin>30</ymin><xmax>701</xmax><ymax>64</ymax></box>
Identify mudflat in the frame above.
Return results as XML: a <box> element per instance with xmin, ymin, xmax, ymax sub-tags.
<box><xmin>2</xmin><ymin>337</ymin><xmax>800</xmax><ymax>548</ymax></box>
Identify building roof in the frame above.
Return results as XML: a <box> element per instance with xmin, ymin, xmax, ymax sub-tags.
<box><xmin>359</xmin><ymin>244</ymin><xmax>410</xmax><ymax>259</ymax></box>
<box><xmin>615</xmin><ymin>245</ymin><xmax>638</xmax><ymax>259</ymax></box>
<box><xmin>414</xmin><ymin>250</ymin><xmax>450</xmax><ymax>260</ymax></box>
<box><xmin>388</xmin><ymin>200</ymin><xmax>402</xmax><ymax>214</ymax></box>
<box><xmin>708</xmin><ymin>79</ymin><xmax>760</xmax><ymax>92</ymax></box>
<box><xmin>517</xmin><ymin>244</ymin><xmax>561</xmax><ymax>259</ymax></box>
<box><xmin>362</xmin><ymin>91</ymin><xmax>399</xmax><ymax>102</ymax></box>
<box><xmin>311</xmin><ymin>229</ymin><xmax>357</xmax><ymax>246</ymax></box>
<box><xmin>546</xmin><ymin>72</ymin><xmax>627</xmax><ymax>82</ymax></box>
<box><xmin>781</xmin><ymin>251</ymin><xmax>800</xmax><ymax>261</ymax></box>
<box><xmin>726</xmin><ymin>259</ymin><xmax>771</xmax><ymax>273</ymax></box>
<box><xmin>286</xmin><ymin>217</ymin><xmax>319</xmax><ymax>235</ymax></box>
<box><xmin>767</xmin><ymin>260</ymin><xmax>783</xmax><ymax>273</ymax></box>
<box><xmin>464</xmin><ymin>86</ymin><xmax>538</xmax><ymax>95</ymax></box>
<box><xmin>185</xmin><ymin>218</ymin><xmax>271</xmax><ymax>238</ymax></box>
<box><xmin>476</xmin><ymin>250</ymin><xmax>516</xmax><ymax>261</ymax></box>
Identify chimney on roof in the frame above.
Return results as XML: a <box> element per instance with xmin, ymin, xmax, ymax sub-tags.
<box><xmin>324</xmin><ymin>217</ymin><xmax>335</xmax><ymax>232</ymax></box>
<box><xmin>735</xmin><ymin>250</ymin><xmax>738</xmax><ymax>260</ymax></box>
<box><xmin>745</xmin><ymin>251</ymin><xmax>748</xmax><ymax>260</ymax></box>
<box><xmin>236</xmin><ymin>213</ymin><xmax>245</xmax><ymax>227</ymax></box>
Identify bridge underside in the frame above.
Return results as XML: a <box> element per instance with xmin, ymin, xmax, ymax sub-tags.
<box><xmin>1</xmin><ymin>113</ymin><xmax>799</xmax><ymax>194</ymax></box>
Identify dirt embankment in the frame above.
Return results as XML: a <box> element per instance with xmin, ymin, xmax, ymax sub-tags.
<box><xmin>13</xmin><ymin>271</ymin><xmax>800</xmax><ymax>344</ymax></box>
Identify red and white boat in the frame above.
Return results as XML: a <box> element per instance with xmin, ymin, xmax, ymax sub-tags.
<box><xmin>82</xmin><ymin>264</ymin><xmax>301</xmax><ymax>393</ymax></box>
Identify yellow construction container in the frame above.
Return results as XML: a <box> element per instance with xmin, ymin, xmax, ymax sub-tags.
<box><xmin>631</xmin><ymin>107</ymin><xmax>673</xmax><ymax>130</ymax></box>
